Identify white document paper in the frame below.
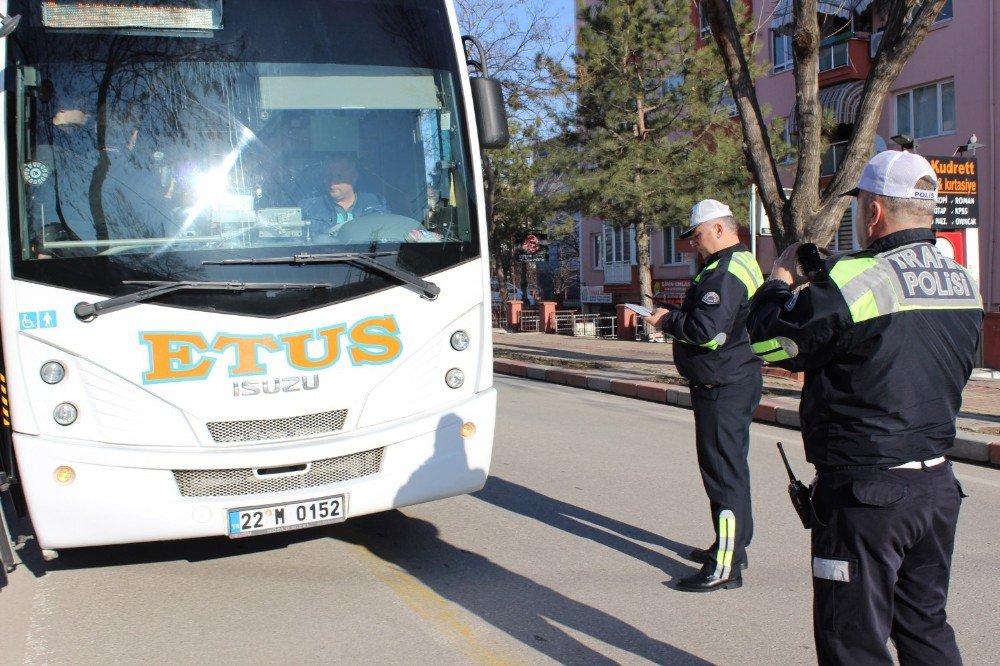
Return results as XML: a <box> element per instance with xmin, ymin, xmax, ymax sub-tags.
<box><xmin>624</xmin><ymin>303</ymin><xmax>652</xmax><ymax>317</ymax></box>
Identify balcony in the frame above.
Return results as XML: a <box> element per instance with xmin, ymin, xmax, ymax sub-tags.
<box><xmin>818</xmin><ymin>40</ymin><xmax>849</xmax><ymax>72</ymax></box>
<box><xmin>603</xmin><ymin>261</ymin><xmax>633</xmax><ymax>285</ymax></box>
<box><xmin>817</xmin><ymin>34</ymin><xmax>873</xmax><ymax>87</ymax></box>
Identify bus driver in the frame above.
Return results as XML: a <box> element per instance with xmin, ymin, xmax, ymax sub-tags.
<box><xmin>300</xmin><ymin>154</ymin><xmax>386</xmax><ymax>240</ymax></box>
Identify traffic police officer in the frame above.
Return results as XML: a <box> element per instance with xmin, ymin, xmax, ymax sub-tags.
<box><xmin>747</xmin><ymin>151</ymin><xmax>981</xmax><ymax>664</ymax></box>
<box><xmin>645</xmin><ymin>199</ymin><xmax>763</xmax><ymax>592</ymax></box>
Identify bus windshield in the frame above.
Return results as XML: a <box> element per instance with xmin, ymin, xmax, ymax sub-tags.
<box><xmin>7</xmin><ymin>0</ymin><xmax>478</xmax><ymax>316</ymax></box>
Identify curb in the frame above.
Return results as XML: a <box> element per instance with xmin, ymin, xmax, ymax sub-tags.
<box><xmin>494</xmin><ymin>359</ymin><xmax>1000</xmax><ymax>469</ymax></box>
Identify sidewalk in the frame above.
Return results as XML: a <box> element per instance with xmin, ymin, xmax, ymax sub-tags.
<box><xmin>492</xmin><ymin>331</ymin><xmax>1000</xmax><ymax>468</ymax></box>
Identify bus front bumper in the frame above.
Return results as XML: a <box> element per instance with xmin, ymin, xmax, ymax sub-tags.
<box><xmin>13</xmin><ymin>389</ymin><xmax>496</xmax><ymax>550</ymax></box>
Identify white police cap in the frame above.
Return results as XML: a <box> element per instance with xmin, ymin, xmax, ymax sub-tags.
<box><xmin>679</xmin><ymin>199</ymin><xmax>733</xmax><ymax>239</ymax></box>
<box><xmin>843</xmin><ymin>150</ymin><xmax>939</xmax><ymax>200</ymax></box>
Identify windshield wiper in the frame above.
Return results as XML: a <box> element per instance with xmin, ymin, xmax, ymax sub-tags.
<box><xmin>202</xmin><ymin>252</ymin><xmax>441</xmax><ymax>300</ymax></box>
<box><xmin>74</xmin><ymin>280</ymin><xmax>331</xmax><ymax>321</ymax></box>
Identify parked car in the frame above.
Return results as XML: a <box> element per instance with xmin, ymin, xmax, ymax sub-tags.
<box><xmin>491</xmin><ymin>280</ymin><xmax>536</xmax><ymax>305</ymax></box>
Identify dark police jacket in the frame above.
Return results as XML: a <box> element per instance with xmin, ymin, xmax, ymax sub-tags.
<box><xmin>662</xmin><ymin>243</ymin><xmax>763</xmax><ymax>387</ymax></box>
<box><xmin>748</xmin><ymin>229</ymin><xmax>984</xmax><ymax>468</ymax></box>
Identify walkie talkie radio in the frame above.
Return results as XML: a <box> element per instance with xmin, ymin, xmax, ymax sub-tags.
<box><xmin>777</xmin><ymin>442</ymin><xmax>814</xmax><ymax>529</ymax></box>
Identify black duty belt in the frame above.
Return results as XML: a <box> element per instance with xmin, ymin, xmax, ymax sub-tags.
<box><xmin>815</xmin><ymin>457</ymin><xmax>948</xmax><ymax>474</ymax></box>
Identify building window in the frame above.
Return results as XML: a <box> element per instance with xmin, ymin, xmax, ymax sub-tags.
<box><xmin>821</xmin><ymin>141</ymin><xmax>848</xmax><ymax>177</ymax></box>
<box><xmin>935</xmin><ymin>0</ymin><xmax>953</xmax><ymax>23</ymax></box>
<box><xmin>591</xmin><ymin>233</ymin><xmax>602</xmax><ymax>269</ymax></box>
<box><xmin>772</xmin><ymin>30</ymin><xmax>793</xmax><ymax>73</ymax></box>
<box><xmin>830</xmin><ymin>202</ymin><xmax>857</xmax><ymax>252</ymax></box>
<box><xmin>818</xmin><ymin>39</ymin><xmax>849</xmax><ymax>72</ymax></box>
<box><xmin>662</xmin><ymin>227</ymin><xmax>685</xmax><ymax>265</ymax></box>
<box><xmin>896</xmin><ymin>80</ymin><xmax>955</xmax><ymax>139</ymax></box>
<box><xmin>602</xmin><ymin>224</ymin><xmax>633</xmax><ymax>264</ymax></box>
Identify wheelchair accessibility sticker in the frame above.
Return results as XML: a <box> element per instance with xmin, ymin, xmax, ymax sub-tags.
<box><xmin>20</xmin><ymin>311</ymin><xmax>58</xmax><ymax>330</ymax></box>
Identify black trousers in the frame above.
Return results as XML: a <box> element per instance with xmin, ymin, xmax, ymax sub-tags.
<box><xmin>690</xmin><ymin>374</ymin><xmax>761</xmax><ymax>576</ymax></box>
<box><xmin>810</xmin><ymin>462</ymin><xmax>964</xmax><ymax>665</ymax></box>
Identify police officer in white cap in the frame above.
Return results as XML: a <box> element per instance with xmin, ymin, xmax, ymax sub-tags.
<box><xmin>644</xmin><ymin>199</ymin><xmax>764</xmax><ymax>592</ymax></box>
<box><xmin>747</xmin><ymin>150</ymin><xmax>982</xmax><ymax>664</ymax></box>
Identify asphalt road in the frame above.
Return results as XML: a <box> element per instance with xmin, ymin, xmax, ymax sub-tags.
<box><xmin>1</xmin><ymin>376</ymin><xmax>998</xmax><ymax>664</ymax></box>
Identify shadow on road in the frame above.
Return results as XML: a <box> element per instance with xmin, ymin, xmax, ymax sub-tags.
<box><xmin>340</xmin><ymin>511</ymin><xmax>711</xmax><ymax>665</ymax></box>
<box><xmin>473</xmin><ymin>476</ymin><xmax>697</xmax><ymax>578</ymax></box>
<box><xmin>4</xmin><ymin>518</ymin><xmax>333</xmax><ymax>581</ymax></box>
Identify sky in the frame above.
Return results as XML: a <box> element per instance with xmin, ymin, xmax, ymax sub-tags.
<box><xmin>513</xmin><ymin>0</ymin><xmax>576</xmax><ymax>62</ymax></box>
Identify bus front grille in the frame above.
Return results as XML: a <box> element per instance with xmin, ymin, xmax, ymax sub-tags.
<box><xmin>173</xmin><ymin>447</ymin><xmax>384</xmax><ymax>497</ymax></box>
<box><xmin>206</xmin><ymin>409</ymin><xmax>349</xmax><ymax>443</ymax></box>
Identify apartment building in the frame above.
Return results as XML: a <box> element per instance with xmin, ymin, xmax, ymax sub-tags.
<box><xmin>579</xmin><ymin>0</ymin><xmax>1000</xmax><ymax>312</ymax></box>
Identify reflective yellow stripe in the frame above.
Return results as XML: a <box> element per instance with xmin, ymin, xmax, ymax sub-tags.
<box><xmin>829</xmin><ymin>256</ymin><xmax>878</xmax><ymax>288</ymax></box>
<box><xmin>676</xmin><ymin>337</ymin><xmax>720</xmax><ymax>350</ymax></box>
<box><xmin>694</xmin><ymin>259</ymin><xmax>720</xmax><ymax>284</ymax></box>
<box><xmin>728</xmin><ymin>263</ymin><xmax>757</xmax><ymax>296</ymax></box>
<box><xmin>718</xmin><ymin>515</ymin><xmax>735</xmax><ymax>568</ymax></box>
<box><xmin>897</xmin><ymin>302</ymin><xmax>984</xmax><ymax>312</ymax></box>
<box><xmin>729</xmin><ymin>252</ymin><xmax>764</xmax><ymax>296</ymax></box>
<box><xmin>850</xmin><ymin>290</ymin><xmax>881</xmax><ymax>323</ymax></box>
<box><xmin>751</xmin><ymin>340</ymin><xmax>779</xmax><ymax>354</ymax></box>
<box><xmin>752</xmin><ymin>339</ymin><xmax>791</xmax><ymax>362</ymax></box>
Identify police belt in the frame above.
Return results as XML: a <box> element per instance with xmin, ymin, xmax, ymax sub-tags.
<box><xmin>816</xmin><ymin>456</ymin><xmax>947</xmax><ymax>474</ymax></box>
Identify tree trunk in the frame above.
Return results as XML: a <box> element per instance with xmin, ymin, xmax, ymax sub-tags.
<box><xmin>636</xmin><ymin>221</ymin><xmax>652</xmax><ymax>310</ymax></box>
<box><xmin>635</xmin><ymin>219</ymin><xmax>653</xmax><ymax>339</ymax></box>
<box><xmin>704</xmin><ymin>0</ymin><xmax>950</xmax><ymax>252</ymax></box>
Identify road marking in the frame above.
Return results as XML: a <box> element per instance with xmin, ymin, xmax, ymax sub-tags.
<box><xmin>345</xmin><ymin>541</ymin><xmax>520</xmax><ymax>665</ymax></box>
<box><xmin>22</xmin><ymin>575</ymin><xmax>55</xmax><ymax>666</ymax></box>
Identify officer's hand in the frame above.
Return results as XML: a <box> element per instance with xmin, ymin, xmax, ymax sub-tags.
<box><xmin>643</xmin><ymin>308</ymin><xmax>671</xmax><ymax>328</ymax></box>
<box><xmin>771</xmin><ymin>242</ymin><xmax>811</xmax><ymax>288</ymax></box>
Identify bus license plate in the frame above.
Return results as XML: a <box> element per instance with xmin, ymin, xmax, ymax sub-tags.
<box><xmin>227</xmin><ymin>494</ymin><xmax>346</xmax><ymax>538</ymax></box>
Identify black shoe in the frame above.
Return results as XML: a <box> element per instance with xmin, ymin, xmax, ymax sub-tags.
<box><xmin>688</xmin><ymin>546</ymin><xmax>749</xmax><ymax>570</ymax></box>
<box><xmin>676</xmin><ymin>569</ymin><xmax>743</xmax><ymax>593</ymax></box>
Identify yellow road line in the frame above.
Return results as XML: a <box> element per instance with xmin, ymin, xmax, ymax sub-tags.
<box><xmin>346</xmin><ymin>542</ymin><xmax>520</xmax><ymax>665</ymax></box>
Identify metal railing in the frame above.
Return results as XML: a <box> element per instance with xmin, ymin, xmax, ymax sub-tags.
<box><xmin>519</xmin><ymin>309</ymin><xmax>541</xmax><ymax>332</ymax></box>
<box><xmin>603</xmin><ymin>261</ymin><xmax>632</xmax><ymax>285</ymax></box>
<box><xmin>491</xmin><ymin>305</ymin><xmax>508</xmax><ymax>329</ymax></box>
<box><xmin>553</xmin><ymin>310</ymin><xmax>579</xmax><ymax>335</ymax></box>
<box><xmin>634</xmin><ymin>320</ymin><xmax>666</xmax><ymax>343</ymax></box>
<box><xmin>553</xmin><ymin>311</ymin><xmax>617</xmax><ymax>339</ymax></box>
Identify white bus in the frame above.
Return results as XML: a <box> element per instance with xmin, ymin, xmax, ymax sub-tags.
<box><xmin>0</xmin><ymin>0</ymin><xmax>507</xmax><ymax>561</ymax></box>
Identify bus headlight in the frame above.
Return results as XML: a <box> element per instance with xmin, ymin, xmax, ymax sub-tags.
<box><xmin>460</xmin><ymin>422</ymin><xmax>476</xmax><ymax>438</ymax></box>
<box><xmin>53</xmin><ymin>402</ymin><xmax>78</xmax><ymax>426</ymax></box>
<box><xmin>450</xmin><ymin>330</ymin><xmax>471</xmax><ymax>351</ymax></box>
<box><xmin>445</xmin><ymin>368</ymin><xmax>465</xmax><ymax>389</ymax></box>
<box><xmin>40</xmin><ymin>361</ymin><xmax>66</xmax><ymax>384</ymax></box>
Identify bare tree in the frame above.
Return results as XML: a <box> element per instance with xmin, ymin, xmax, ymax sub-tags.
<box><xmin>456</xmin><ymin>0</ymin><xmax>571</xmax><ymax>305</ymax></box>
<box><xmin>456</xmin><ymin>0</ymin><xmax>571</xmax><ymax>124</ymax></box>
<box><xmin>703</xmin><ymin>0</ymin><xmax>949</xmax><ymax>251</ymax></box>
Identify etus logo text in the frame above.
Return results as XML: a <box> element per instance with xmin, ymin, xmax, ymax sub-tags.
<box><xmin>140</xmin><ymin>316</ymin><xmax>402</xmax><ymax>384</ymax></box>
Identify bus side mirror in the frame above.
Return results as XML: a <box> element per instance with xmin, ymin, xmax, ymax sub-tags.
<box><xmin>470</xmin><ymin>77</ymin><xmax>508</xmax><ymax>150</ymax></box>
